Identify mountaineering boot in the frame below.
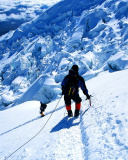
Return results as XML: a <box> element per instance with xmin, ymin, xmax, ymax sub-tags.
<box><xmin>41</xmin><ymin>113</ymin><xmax>45</xmax><ymax>117</ymax></box>
<box><xmin>74</xmin><ymin>103</ymin><xmax>81</xmax><ymax>117</ymax></box>
<box><xmin>68</xmin><ymin>110</ymin><xmax>73</xmax><ymax>117</ymax></box>
<box><xmin>74</xmin><ymin>109</ymin><xmax>80</xmax><ymax>117</ymax></box>
<box><xmin>66</xmin><ymin>105</ymin><xmax>72</xmax><ymax>117</ymax></box>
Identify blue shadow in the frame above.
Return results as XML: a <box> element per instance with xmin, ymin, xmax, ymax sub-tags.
<box><xmin>50</xmin><ymin>116</ymin><xmax>80</xmax><ymax>132</ymax></box>
<box><xmin>0</xmin><ymin>105</ymin><xmax>64</xmax><ymax>136</ymax></box>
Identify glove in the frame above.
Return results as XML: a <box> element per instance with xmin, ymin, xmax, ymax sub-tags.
<box><xmin>86</xmin><ymin>94</ymin><xmax>90</xmax><ymax>100</ymax></box>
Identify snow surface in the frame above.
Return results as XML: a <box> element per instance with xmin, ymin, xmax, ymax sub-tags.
<box><xmin>0</xmin><ymin>0</ymin><xmax>128</xmax><ymax>159</ymax></box>
<box><xmin>0</xmin><ymin>69</ymin><xmax>128</xmax><ymax>160</ymax></box>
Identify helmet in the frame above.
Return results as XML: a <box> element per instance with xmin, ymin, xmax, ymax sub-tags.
<box><xmin>71</xmin><ymin>65</ymin><xmax>79</xmax><ymax>73</ymax></box>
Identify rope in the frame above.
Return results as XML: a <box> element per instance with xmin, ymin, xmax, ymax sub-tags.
<box><xmin>4</xmin><ymin>95</ymin><xmax>62</xmax><ymax>160</ymax></box>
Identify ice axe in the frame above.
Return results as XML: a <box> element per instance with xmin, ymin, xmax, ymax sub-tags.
<box><xmin>81</xmin><ymin>95</ymin><xmax>92</xmax><ymax>116</ymax></box>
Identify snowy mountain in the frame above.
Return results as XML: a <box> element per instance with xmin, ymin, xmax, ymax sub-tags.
<box><xmin>0</xmin><ymin>0</ymin><xmax>128</xmax><ymax>109</ymax></box>
<box><xmin>0</xmin><ymin>0</ymin><xmax>128</xmax><ymax>159</ymax></box>
<box><xmin>0</xmin><ymin>69</ymin><xmax>128</xmax><ymax>160</ymax></box>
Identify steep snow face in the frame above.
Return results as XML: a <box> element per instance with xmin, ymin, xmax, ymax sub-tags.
<box><xmin>0</xmin><ymin>69</ymin><xmax>128</xmax><ymax>160</ymax></box>
<box><xmin>82</xmin><ymin>69</ymin><xmax>128</xmax><ymax>160</ymax></box>
<box><xmin>0</xmin><ymin>0</ymin><xmax>128</xmax><ymax>108</ymax></box>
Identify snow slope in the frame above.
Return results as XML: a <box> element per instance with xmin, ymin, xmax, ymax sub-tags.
<box><xmin>0</xmin><ymin>0</ymin><xmax>128</xmax><ymax>109</ymax></box>
<box><xmin>0</xmin><ymin>0</ymin><xmax>128</xmax><ymax>158</ymax></box>
<box><xmin>0</xmin><ymin>69</ymin><xmax>128</xmax><ymax>160</ymax></box>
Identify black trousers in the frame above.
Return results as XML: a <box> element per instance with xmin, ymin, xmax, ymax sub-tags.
<box><xmin>64</xmin><ymin>94</ymin><xmax>82</xmax><ymax>106</ymax></box>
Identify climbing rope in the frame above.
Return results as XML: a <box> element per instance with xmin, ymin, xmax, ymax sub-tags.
<box><xmin>4</xmin><ymin>95</ymin><xmax>62</xmax><ymax>160</ymax></box>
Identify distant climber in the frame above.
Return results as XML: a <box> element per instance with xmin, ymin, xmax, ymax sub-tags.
<box><xmin>61</xmin><ymin>65</ymin><xmax>90</xmax><ymax>117</ymax></box>
<box><xmin>40</xmin><ymin>102</ymin><xmax>47</xmax><ymax>117</ymax></box>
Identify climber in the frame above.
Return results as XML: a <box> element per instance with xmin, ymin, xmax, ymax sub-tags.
<box><xmin>61</xmin><ymin>65</ymin><xmax>90</xmax><ymax>117</ymax></box>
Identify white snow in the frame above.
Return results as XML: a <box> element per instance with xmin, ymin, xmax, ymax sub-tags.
<box><xmin>0</xmin><ymin>69</ymin><xmax>128</xmax><ymax>160</ymax></box>
<box><xmin>0</xmin><ymin>0</ymin><xmax>128</xmax><ymax>159</ymax></box>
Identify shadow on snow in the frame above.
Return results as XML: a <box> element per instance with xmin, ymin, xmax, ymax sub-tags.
<box><xmin>0</xmin><ymin>105</ymin><xmax>64</xmax><ymax>137</ymax></box>
<box><xmin>0</xmin><ymin>116</ymin><xmax>41</xmax><ymax>137</ymax></box>
<box><xmin>50</xmin><ymin>116</ymin><xmax>80</xmax><ymax>132</ymax></box>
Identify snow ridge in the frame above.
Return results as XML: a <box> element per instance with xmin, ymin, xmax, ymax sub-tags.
<box><xmin>0</xmin><ymin>0</ymin><xmax>128</xmax><ymax>159</ymax></box>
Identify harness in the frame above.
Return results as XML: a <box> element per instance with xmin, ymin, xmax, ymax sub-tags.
<box><xmin>68</xmin><ymin>86</ymin><xmax>76</xmax><ymax>95</ymax></box>
<box><xmin>67</xmin><ymin>75</ymin><xmax>79</xmax><ymax>96</ymax></box>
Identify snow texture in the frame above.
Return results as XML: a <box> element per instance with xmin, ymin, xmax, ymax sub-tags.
<box><xmin>0</xmin><ymin>0</ymin><xmax>128</xmax><ymax>158</ymax></box>
<box><xmin>0</xmin><ymin>0</ymin><xmax>128</xmax><ymax>108</ymax></box>
<box><xmin>0</xmin><ymin>69</ymin><xmax>128</xmax><ymax>160</ymax></box>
